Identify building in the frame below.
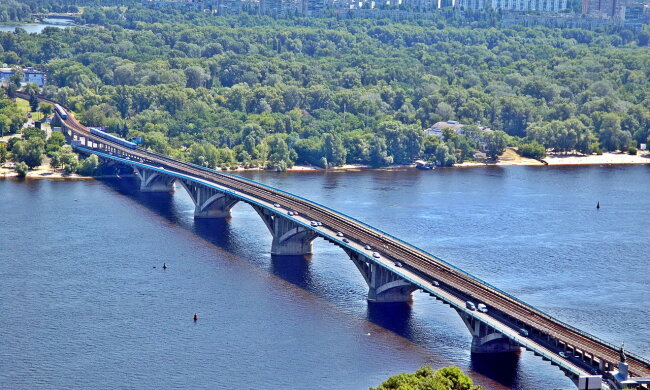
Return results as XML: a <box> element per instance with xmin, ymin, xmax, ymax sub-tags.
<box><xmin>582</xmin><ymin>0</ymin><xmax>624</xmax><ymax>18</ymax></box>
<box><xmin>0</xmin><ymin>66</ymin><xmax>47</xmax><ymax>88</ymax></box>
<box><xmin>460</xmin><ymin>0</ymin><xmax>568</xmax><ymax>11</ymax></box>
<box><xmin>425</xmin><ymin>120</ymin><xmax>465</xmax><ymax>138</ymax></box>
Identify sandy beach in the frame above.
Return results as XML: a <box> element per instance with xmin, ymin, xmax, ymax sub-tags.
<box><xmin>543</xmin><ymin>151</ymin><xmax>650</xmax><ymax>165</ymax></box>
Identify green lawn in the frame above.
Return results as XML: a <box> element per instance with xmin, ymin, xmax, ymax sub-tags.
<box><xmin>16</xmin><ymin>97</ymin><xmax>44</xmax><ymax>122</ymax></box>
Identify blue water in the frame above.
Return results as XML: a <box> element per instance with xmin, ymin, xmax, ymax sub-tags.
<box><xmin>0</xmin><ymin>18</ymin><xmax>74</xmax><ymax>34</ymax></box>
<box><xmin>1</xmin><ymin>165</ymin><xmax>648</xmax><ymax>389</ymax></box>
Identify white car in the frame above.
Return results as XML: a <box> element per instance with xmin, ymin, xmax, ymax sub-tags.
<box><xmin>336</xmin><ymin>232</ymin><xmax>344</xmax><ymax>237</ymax></box>
<box><xmin>310</xmin><ymin>221</ymin><xmax>318</xmax><ymax>227</ymax></box>
<box><xmin>287</xmin><ymin>211</ymin><xmax>294</xmax><ymax>216</ymax></box>
<box><xmin>477</xmin><ymin>303</ymin><xmax>488</xmax><ymax>313</ymax></box>
<box><xmin>394</xmin><ymin>261</ymin><xmax>403</xmax><ymax>267</ymax></box>
<box><xmin>364</xmin><ymin>245</ymin><xmax>372</xmax><ymax>250</ymax></box>
<box><xmin>273</xmin><ymin>203</ymin><xmax>281</xmax><ymax>208</ymax></box>
<box><xmin>372</xmin><ymin>252</ymin><xmax>380</xmax><ymax>258</ymax></box>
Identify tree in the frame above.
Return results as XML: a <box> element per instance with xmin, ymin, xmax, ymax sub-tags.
<box><xmin>50</xmin><ymin>152</ymin><xmax>61</xmax><ymax>172</ymax></box>
<box><xmin>518</xmin><ymin>141</ymin><xmax>546</xmax><ymax>160</ymax></box>
<box><xmin>371</xmin><ymin>365</ymin><xmax>482</xmax><ymax>390</ymax></box>
<box><xmin>58</xmin><ymin>146</ymin><xmax>79</xmax><ymax>174</ymax></box>
<box><xmin>78</xmin><ymin>155</ymin><xmax>100</xmax><ymax>176</ymax></box>
<box><xmin>12</xmin><ymin>138</ymin><xmax>45</xmax><ymax>168</ymax></box>
<box><xmin>40</xmin><ymin>103</ymin><xmax>53</xmax><ymax>117</ymax></box>
<box><xmin>599</xmin><ymin>114</ymin><xmax>632</xmax><ymax>151</ymax></box>
<box><xmin>483</xmin><ymin>130</ymin><xmax>507</xmax><ymax>160</ymax></box>
<box><xmin>0</xmin><ymin>114</ymin><xmax>10</xmax><ymax>137</ymax></box>
<box><xmin>323</xmin><ymin>133</ymin><xmax>346</xmax><ymax>167</ymax></box>
<box><xmin>369</xmin><ymin>137</ymin><xmax>392</xmax><ymax>167</ymax></box>
<box><xmin>15</xmin><ymin>161</ymin><xmax>28</xmax><ymax>177</ymax></box>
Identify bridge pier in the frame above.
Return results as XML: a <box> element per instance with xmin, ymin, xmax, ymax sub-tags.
<box><xmin>348</xmin><ymin>251</ymin><xmax>417</xmax><ymax>302</ymax></box>
<box><xmin>134</xmin><ymin>167</ymin><xmax>175</xmax><ymax>192</ymax></box>
<box><xmin>253</xmin><ymin>206</ymin><xmax>317</xmax><ymax>255</ymax></box>
<box><xmin>457</xmin><ymin>310</ymin><xmax>520</xmax><ymax>354</ymax></box>
<box><xmin>177</xmin><ymin>180</ymin><xmax>238</xmax><ymax>218</ymax></box>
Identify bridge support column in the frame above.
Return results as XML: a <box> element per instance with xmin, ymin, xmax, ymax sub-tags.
<box><xmin>177</xmin><ymin>180</ymin><xmax>238</xmax><ymax>218</ymax></box>
<box><xmin>457</xmin><ymin>310</ymin><xmax>520</xmax><ymax>354</ymax></box>
<box><xmin>134</xmin><ymin>167</ymin><xmax>175</xmax><ymax>192</ymax></box>
<box><xmin>253</xmin><ymin>206</ymin><xmax>317</xmax><ymax>256</ymax></box>
<box><xmin>348</xmin><ymin>251</ymin><xmax>417</xmax><ymax>303</ymax></box>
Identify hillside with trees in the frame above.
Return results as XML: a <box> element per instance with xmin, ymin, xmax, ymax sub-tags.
<box><xmin>1</xmin><ymin>2</ymin><xmax>649</xmax><ymax>170</ymax></box>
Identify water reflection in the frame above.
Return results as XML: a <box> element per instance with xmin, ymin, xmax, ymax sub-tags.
<box><xmin>470</xmin><ymin>353</ymin><xmax>521</xmax><ymax>388</ymax></box>
<box><xmin>367</xmin><ymin>302</ymin><xmax>414</xmax><ymax>339</ymax></box>
<box><xmin>270</xmin><ymin>255</ymin><xmax>314</xmax><ymax>289</ymax></box>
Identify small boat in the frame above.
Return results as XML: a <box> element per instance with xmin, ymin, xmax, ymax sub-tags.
<box><xmin>415</xmin><ymin>160</ymin><xmax>435</xmax><ymax>170</ymax></box>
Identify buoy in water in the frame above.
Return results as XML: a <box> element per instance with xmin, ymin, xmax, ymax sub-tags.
<box><xmin>193</xmin><ymin>313</ymin><xmax>198</xmax><ymax>321</ymax></box>
<box><xmin>597</xmin><ymin>201</ymin><xmax>600</xmax><ymax>209</ymax></box>
<box><xmin>162</xmin><ymin>263</ymin><xmax>167</xmax><ymax>270</ymax></box>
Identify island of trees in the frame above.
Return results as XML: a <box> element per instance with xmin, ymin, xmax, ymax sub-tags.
<box><xmin>1</xmin><ymin>1</ymin><xmax>649</xmax><ymax>173</ymax></box>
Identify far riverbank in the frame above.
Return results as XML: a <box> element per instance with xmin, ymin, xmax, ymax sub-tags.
<box><xmin>3</xmin><ymin>149</ymin><xmax>648</xmax><ymax>179</ymax></box>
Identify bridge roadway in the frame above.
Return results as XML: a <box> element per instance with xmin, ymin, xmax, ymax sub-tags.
<box><xmin>28</xmin><ymin>92</ymin><xmax>650</xmax><ymax>385</ymax></box>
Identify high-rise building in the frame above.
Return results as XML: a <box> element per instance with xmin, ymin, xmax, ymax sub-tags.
<box><xmin>582</xmin><ymin>0</ymin><xmax>625</xmax><ymax>18</ymax></box>
<box><xmin>460</xmin><ymin>0</ymin><xmax>567</xmax><ymax>11</ymax></box>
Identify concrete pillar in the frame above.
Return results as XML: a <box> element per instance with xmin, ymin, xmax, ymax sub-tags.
<box><xmin>177</xmin><ymin>180</ymin><xmax>238</xmax><ymax>218</ymax></box>
<box><xmin>253</xmin><ymin>206</ymin><xmax>317</xmax><ymax>256</ymax></box>
<box><xmin>348</xmin><ymin>251</ymin><xmax>417</xmax><ymax>303</ymax></box>
<box><xmin>457</xmin><ymin>311</ymin><xmax>521</xmax><ymax>354</ymax></box>
<box><xmin>134</xmin><ymin>167</ymin><xmax>175</xmax><ymax>192</ymax></box>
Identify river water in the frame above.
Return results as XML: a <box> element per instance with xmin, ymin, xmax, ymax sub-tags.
<box><xmin>1</xmin><ymin>166</ymin><xmax>648</xmax><ymax>389</ymax></box>
<box><xmin>0</xmin><ymin>18</ymin><xmax>74</xmax><ymax>34</ymax></box>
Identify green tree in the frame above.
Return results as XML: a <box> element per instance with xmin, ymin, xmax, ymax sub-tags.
<box><xmin>371</xmin><ymin>365</ymin><xmax>482</xmax><ymax>390</ymax></box>
<box><xmin>518</xmin><ymin>141</ymin><xmax>546</xmax><ymax>160</ymax></box>
<box><xmin>12</xmin><ymin>138</ymin><xmax>45</xmax><ymax>168</ymax></box>
<box><xmin>78</xmin><ymin>155</ymin><xmax>100</xmax><ymax>176</ymax></box>
<box><xmin>58</xmin><ymin>146</ymin><xmax>79</xmax><ymax>174</ymax></box>
<box><xmin>15</xmin><ymin>161</ymin><xmax>29</xmax><ymax>178</ymax></box>
<box><xmin>483</xmin><ymin>130</ymin><xmax>507</xmax><ymax>160</ymax></box>
<box><xmin>323</xmin><ymin>133</ymin><xmax>346</xmax><ymax>167</ymax></box>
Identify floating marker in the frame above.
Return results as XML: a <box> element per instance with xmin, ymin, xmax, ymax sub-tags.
<box><xmin>193</xmin><ymin>313</ymin><xmax>198</xmax><ymax>321</ymax></box>
<box><xmin>596</xmin><ymin>201</ymin><xmax>600</xmax><ymax>209</ymax></box>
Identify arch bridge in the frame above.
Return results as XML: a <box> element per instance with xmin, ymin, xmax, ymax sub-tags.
<box><xmin>26</xmin><ymin>92</ymin><xmax>650</xmax><ymax>389</ymax></box>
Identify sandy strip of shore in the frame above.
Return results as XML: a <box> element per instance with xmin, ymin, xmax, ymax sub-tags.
<box><xmin>543</xmin><ymin>152</ymin><xmax>650</xmax><ymax>165</ymax></box>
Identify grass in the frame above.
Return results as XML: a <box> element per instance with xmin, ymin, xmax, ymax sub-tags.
<box><xmin>16</xmin><ymin>97</ymin><xmax>44</xmax><ymax>122</ymax></box>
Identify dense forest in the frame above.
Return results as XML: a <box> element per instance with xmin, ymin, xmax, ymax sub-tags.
<box><xmin>1</xmin><ymin>2</ymin><xmax>649</xmax><ymax>169</ymax></box>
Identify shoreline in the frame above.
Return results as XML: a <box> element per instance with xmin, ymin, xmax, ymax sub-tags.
<box><xmin>2</xmin><ymin>151</ymin><xmax>648</xmax><ymax>180</ymax></box>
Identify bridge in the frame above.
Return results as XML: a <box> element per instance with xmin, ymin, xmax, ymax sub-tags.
<box><xmin>22</xmin><ymin>92</ymin><xmax>650</xmax><ymax>389</ymax></box>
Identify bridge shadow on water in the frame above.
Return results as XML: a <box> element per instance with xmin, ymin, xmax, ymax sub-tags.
<box><xmin>270</xmin><ymin>255</ymin><xmax>314</xmax><ymax>290</ymax></box>
<box><xmin>367</xmin><ymin>302</ymin><xmax>414</xmax><ymax>339</ymax></box>
<box><xmin>470</xmin><ymin>353</ymin><xmax>521</xmax><ymax>388</ymax></box>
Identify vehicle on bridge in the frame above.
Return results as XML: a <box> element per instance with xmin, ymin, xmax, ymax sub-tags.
<box><xmin>89</xmin><ymin>127</ymin><xmax>137</xmax><ymax>150</ymax></box>
<box><xmin>466</xmin><ymin>301</ymin><xmax>476</xmax><ymax>311</ymax></box>
<box><xmin>54</xmin><ymin>104</ymin><xmax>67</xmax><ymax>120</ymax></box>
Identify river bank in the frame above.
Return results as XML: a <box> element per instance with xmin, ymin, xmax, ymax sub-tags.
<box><xmin>3</xmin><ymin>149</ymin><xmax>648</xmax><ymax>179</ymax></box>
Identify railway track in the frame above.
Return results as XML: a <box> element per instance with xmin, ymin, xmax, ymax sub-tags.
<box><xmin>26</xmin><ymin>92</ymin><xmax>650</xmax><ymax>378</ymax></box>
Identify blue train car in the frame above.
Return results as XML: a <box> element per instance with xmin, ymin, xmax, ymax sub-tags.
<box><xmin>54</xmin><ymin>104</ymin><xmax>68</xmax><ymax>120</ymax></box>
<box><xmin>89</xmin><ymin>127</ymin><xmax>137</xmax><ymax>149</ymax></box>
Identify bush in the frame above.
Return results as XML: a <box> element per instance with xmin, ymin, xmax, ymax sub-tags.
<box><xmin>595</xmin><ymin>149</ymin><xmax>603</xmax><ymax>155</ymax></box>
<box><xmin>628</xmin><ymin>146</ymin><xmax>637</xmax><ymax>155</ymax></box>
<box><xmin>518</xmin><ymin>141</ymin><xmax>547</xmax><ymax>160</ymax></box>
<box><xmin>15</xmin><ymin>161</ymin><xmax>28</xmax><ymax>177</ymax></box>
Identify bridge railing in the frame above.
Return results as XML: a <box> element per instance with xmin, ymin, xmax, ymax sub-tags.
<box><xmin>89</xmin><ymin>147</ymin><xmax>650</xmax><ymax>367</ymax></box>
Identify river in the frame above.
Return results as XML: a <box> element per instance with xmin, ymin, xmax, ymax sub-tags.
<box><xmin>1</xmin><ymin>165</ymin><xmax>648</xmax><ymax>389</ymax></box>
<box><xmin>0</xmin><ymin>18</ymin><xmax>75</xmax><ymax>34</ymax></box>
